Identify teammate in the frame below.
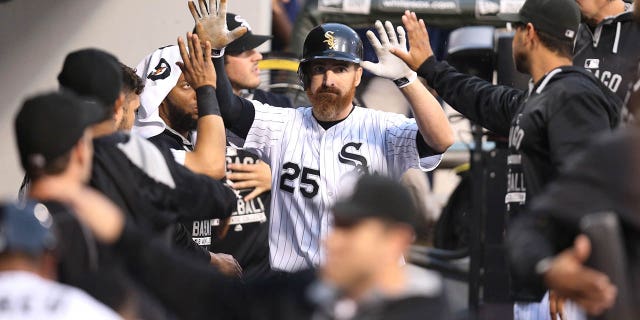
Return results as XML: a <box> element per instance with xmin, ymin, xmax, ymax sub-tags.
<box><xmin>62</xmin><ymin>172</ymin><xmax>452</xmax><ymax>320</ymax></box>
<box><xmin>0</xmin><ymin>201</ymin><xmax>122</xmax><ymax>320</ymax></box>
<box><xmin>57</xmin><ymin>48</ymin><xmax>239</xmax><ymax>273</ymax></box>
<box><xmin>573</xmin><ymin>0</ymin><xmax>640</xmax><ymax>122</ymax></box>
<box><xmin>14</xmin><ymin>91</ymin><xmax>137</xmax><ymax>317</ymax></box>
<box><xmin>390</xmin><ymin>0</ymin><xmax>621</xmax><ymax>317</ymax></box>
<box><xmin>214</xmin><ymin>12</ymin><xmax>287</xmax><ymax>280</ymax></box>
<box><xmin>191</xmin><ymin>0</ymin><xmax>454</xmax><ymax>272</ymax></box>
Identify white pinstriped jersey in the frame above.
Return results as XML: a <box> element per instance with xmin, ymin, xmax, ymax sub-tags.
<box><xmin>244</xmin><ymin>100</ymin><xmax>442</xmax><ymax>271</ymax></box>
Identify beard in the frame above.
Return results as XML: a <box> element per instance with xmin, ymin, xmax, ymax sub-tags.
<box><xmin>513</xmin><ymin>48</ymin><xmax>531</xmax><ymax>75</ymax></box>
<box><xmin>166</xmin><ymin>102</ymin><xmax>197</xmax><ymax>133</ymax></box>
<box><xmin>307</xmin><ymin>85</ymin><xmax>357</xmax><ymax>121</ymax></box>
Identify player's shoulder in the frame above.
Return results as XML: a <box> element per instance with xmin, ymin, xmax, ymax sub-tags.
<box><xmin>250</xmin><ymin>98</ymin><xmax>301</xmax><ymax>116</ymax></box>
<box><xmin>354</xmin><ymin>106</ymin><xmax>413</xmax><ymax>124</ymax></box>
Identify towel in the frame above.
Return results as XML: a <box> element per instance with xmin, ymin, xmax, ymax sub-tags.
<box><xmin>133</xmin><ymin>45</ymin><xmax>183</xmax><ymax>138</ymax></box>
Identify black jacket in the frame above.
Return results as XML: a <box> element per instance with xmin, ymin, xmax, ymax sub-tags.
<box><xmin>91</xmin><ymin>132</ymin><xmax>237</xmax><ymax>261</ymax></box>
<box><xmin>417</xmin><ymin>57</ymin><xmax>621</xmax><ymax>300</ymax></box>
<box><xmin>507</xmin><ymin>127</ymin><xmax>640</xmax><ymax>312</ymax></box>
<box><xmin>574</xmin><ymin>5</ymin><xmax>640</xmax><ymax>116</ymax></box>
<box><xmin>114</xmin><ymin>221</ymin><xmax>451</xmax><ymax>320</ymax></box>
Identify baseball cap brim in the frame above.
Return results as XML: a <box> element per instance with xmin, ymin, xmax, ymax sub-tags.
<box><xmin>226</xmin><ymin>34</ymin><xmax>272</xmax><ymax>54</ymax></box>
<box><xmin>496</xmin><ymin>12</ymin><xmax>524</xmax><ymax>23</ymax></box>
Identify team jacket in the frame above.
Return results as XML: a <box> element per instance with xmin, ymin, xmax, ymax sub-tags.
<box><xmin>91</xmin><ymin>132</ymin><xmax>237</xmax><ymax>262</ymax></box>
<box><xmin>574</xmin><ymin>3</ymin><xmax>640</xmax><ymax>122</ymax></box>
<box><xmin>508</xmin><ymin>127</ymin><xmax>640</xmax><ymax>309</ymax></box>
<box><xmin>417</xmin><ymin>57</ymin><xmax>620</xmax><ymax>300</ymax></box>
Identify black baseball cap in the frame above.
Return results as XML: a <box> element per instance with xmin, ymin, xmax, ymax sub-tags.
<box><xmin>499</xmin><ymin>0</ymin><xmax>580</xmax><ymax>41</ymax></box>
<box><xmin>0</xmin><ymin>201</ymin><xmax>56</xmax><ymax>256</ymax></box>
<box><xmin>58</xmin><ymin>48</ymin><xmax>123</xmax><ymax>108</ymax></box>
<box><xmin>332</xmin><ymin>175</ymin><xmax>418</xmax><ymax>229</ymax></box>
<box><xmin>225</xmin><ymin>13</ymin><xmax>272</xmax><ymax>54</ymax></box>
<box><xmin>15</xmin><ymin>91</ymin><xmax>105</xmax><ymax>171</ymax></box>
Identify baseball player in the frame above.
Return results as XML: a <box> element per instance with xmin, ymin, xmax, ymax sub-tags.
<box><xmin>191</xmin><ymin>0</ymin><xmax>454</xmax><ymax>272</ymax></box>
<box><xmin>573</xmin><ymin>0</ymin><xmax>640</xmax><ymax>123</ymax></box>
<box><xmin>391</xmin><ymin>0</ymin><xmax>621</xmax><ymax>317</ymax></box>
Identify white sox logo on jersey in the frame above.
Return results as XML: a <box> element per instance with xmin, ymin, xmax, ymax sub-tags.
<box><xmin>338</xmin><ymin>142</ymin><xmax>369</xmax><ymax>174</ymax></box>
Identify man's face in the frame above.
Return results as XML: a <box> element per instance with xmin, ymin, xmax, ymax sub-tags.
<box><xmin>161</xmin><ymin>74</ymin><xmax>198</xmax><ymax>133</ymax></box>
<box><xmin>323</xmin><ymin>218</ymin><xmax>389</xmax><ymax>293</ymax></box>
<box><xmin>305</xmin><ymin>60</ymin><xmax>362</xmax><ymax>121</ymax></box>
<box><xmin>117</xmin><ymin>92</ymin><xmax>140</xmax><ymax>131</ymax></box>
<box><xmin>225</xmin><ymin>49</ymin><xmax>263</xmax><ymax>93</ymax></box>
<box><xmin>512</xmin><ymin>24</ymin><xmax>532</xmax><ymax>75</ymax></box>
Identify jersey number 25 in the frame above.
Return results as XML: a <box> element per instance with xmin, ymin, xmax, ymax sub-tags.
<box><xmin>279</xmin><ymin>162</ymin><xmax>320</xmax><ymax>198</ymax></box>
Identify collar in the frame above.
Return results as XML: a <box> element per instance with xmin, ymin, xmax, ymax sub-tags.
<box><xmin>165</xmin><ymin>126</ymin><xmax>192</xmax><ymax>147</ymax></box>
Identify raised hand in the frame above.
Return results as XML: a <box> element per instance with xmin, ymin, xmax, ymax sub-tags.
<box><xmin>188</xmin><ymin>0</ymin><xmax>247</xmax><ymax>49</ymax></box>
<box><xmin>361</xmin><ymin>20</ymin><xmax>416</xmax><ymax>84</ymax></box>
<box><xmin>390</xmin><ymin>11</ymin><xmax>435</xmax><ymax>71</ymax></box>
<box><xmin>176</xmin><ymin>33</ymin><xmax>216</xmax><ymax>89</ymax></box>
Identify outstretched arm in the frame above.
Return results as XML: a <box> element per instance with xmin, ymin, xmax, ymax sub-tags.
<box><xmin>363</xmin><ymin>20</ymin><xmax>454</xmax><ymax>153</ymax></box>
<box><xmin>188</xmin><ymin>0</ymin><xmax>256</xmax><ymax>139</ymax></box>
<box><xmin>176</xmin><ymin>33</ymin><xmax>227</xmax><ymax>179</ymax></box>
<box><xmin>391</xmin><ymin>11</ymin><xmax>525</xmax><ymax>137</ymax></box>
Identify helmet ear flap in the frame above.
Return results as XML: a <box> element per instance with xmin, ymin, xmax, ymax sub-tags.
<box><xmin>298</xmin><ymin>63</ymin><xmax>310</xmax><ymax>90</ymax></box>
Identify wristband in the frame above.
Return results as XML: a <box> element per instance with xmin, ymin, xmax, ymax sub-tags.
<box><xmin>393</xmin><ymin>72</ymin><xmax>417</xmax><ymax>88</ymax></box>
<box><xmin>211</xmin><ymin>47</ymin><xmax>226</xmax><ymax>58</ymax></box>
<box><xmin>195</xmin><ymin>85</ymin><xmax>221</xmax><ymax>117</ymax></box>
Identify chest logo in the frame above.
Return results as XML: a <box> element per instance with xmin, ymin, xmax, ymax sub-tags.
<box><xmin>584</xmin><ymin>59</ymin><xmax>600</xmax><ymax>69</ymax></box>
<box><xmin>339</xmin><ymin>142</ymin><xmax>369</xmax><ymax>174</ymax></box>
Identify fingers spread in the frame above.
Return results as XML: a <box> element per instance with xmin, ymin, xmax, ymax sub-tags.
<box><xmin>198</xmin><ymin>0</ymin><xmax>209</xmax><ymax>16</ymax></box>
<box><xmin>365</xmin><ymin>30</ymin><xmax>383</xmax><ymax>52</ymax></box>
<box><xmin>374</xmin><ymin>20</ymin><xmax>390</xmax><ymax>46</ymax></box>
<box><xmin>219</xmin><ymin>0</ymin><xmax>228</xmax><ymax>17</ymax></box>
<box><xmin>177</xmin><ymin>36</ymin><xmax>193</xmax><ymax>71</ymax></box>
<box><xmin>384</xmin><ymin>21</ymin><xmax>398</xmax><ymax>46</ymax></box>
<box><xmin>188</xmin><ymin>1</ymin><xmax>201</xmax><ymax>22</ymax></box>
<box><xmin>229</xmin><ymin>26</ymin><xmax>248</xmax><ymax>42</ymax></box>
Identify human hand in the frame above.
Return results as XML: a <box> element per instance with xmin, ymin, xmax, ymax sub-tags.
<box><xmin>390</xmin><ymin>11</ymin><xmax>435</xmax><ymax>71</ymax></box>
<box><xmin>227</xmin><ymin>160</ymin><xmax>272</xmax><ymax>201</ymax></box>
<box><xmin>210</xmin><ymin>252</ymin><xmax>243</xmax><ymax>277</ymax></box>
<box><xmin>361</xmin><ymin>20</ymin><xmax>416</xmax><ymax>84</ymax></box>
<box><xmin>188</xmin><ymin>0</ymin><xmax>247</xmax><ymax>50</ymax></box>
<box><xmin>548</xmin><ymin>290</ymin><xmax>566</xmax><ymax>320</ymax></box>
<box><xmin>177</xmin><ymin>33</ymin><xmax>216</xmax><ymax>89</ymax></box>
<box><xmin>544</xmin><ymin>235</ymin><xmax>617</xmax><ymax>316</ymax></box>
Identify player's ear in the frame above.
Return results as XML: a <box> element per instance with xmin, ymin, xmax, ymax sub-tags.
<box><xmin>354</xmin><ymin>65</ymin><xmax>363</xmax><ymax>87</ymax></box>
<box><xmin>112</xmin><ymin>92</ymin><xmax>126</xmax><ymax>126</ymax></box>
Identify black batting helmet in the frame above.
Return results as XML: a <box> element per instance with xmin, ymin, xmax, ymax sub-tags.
<box><xmin>298</xmin><ymin>23</ymin><xmax>363</xmax><ymax>89</ymax></box>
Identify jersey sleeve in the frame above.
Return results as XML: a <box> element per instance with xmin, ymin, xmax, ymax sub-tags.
<box><xmin>384</xmin><ymin>114</ymin><xmax>443</xmax><ymax>178</ymax></box>
<box><xmin>242</xmin><ymin>100</ymin><xmax>294</xmax><ymax>163</ymax></box>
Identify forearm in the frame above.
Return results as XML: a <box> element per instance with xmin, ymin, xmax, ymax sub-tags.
<box><xmin>400</xmin><ymin>80</ymin><xmax>454</xmax><ymax>153</ymax></box>
<box><xmin>184</xmin><ymin>86</ymin><xmax>226</xmax><ymax>179</ymax></box>
<box><xmin>115</xmin><ymin>221</ymin><xmax>242</xmax><ymax>319</ymax></box>
<box><xmin>417</xmin><ymin>56</ymin><xmax>524</xmax><ymax>136</ymax></box>
<box><xmin>213</xmin><ymin>57</ymin><xmax>255</xmax><ymax>138</ymax></box>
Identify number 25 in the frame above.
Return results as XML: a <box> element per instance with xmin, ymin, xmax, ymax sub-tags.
<box><xmin>279</xmin><ymin>162</ymin><xmax>320</xmax><ymax>198</ymax></box>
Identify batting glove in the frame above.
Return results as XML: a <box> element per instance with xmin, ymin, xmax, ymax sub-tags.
<box><xmin>362</xmin><ymin>20</ymin><xmax>418</xmax><ymax>88</ymax></box>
